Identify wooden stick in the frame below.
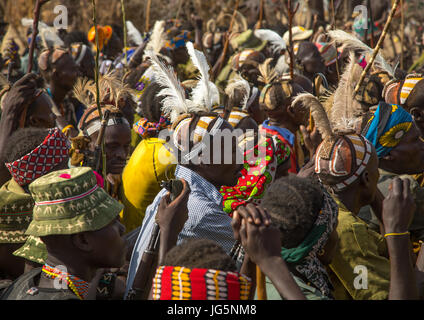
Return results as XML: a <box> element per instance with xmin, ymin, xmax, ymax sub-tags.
<box><xmin>284</xmin><ymin>0</ymin><xmax>299</xmax><ymax>80</ymax></box>
<box><xmin>400</xmin><ymin>0</ymin><xmax>404</xmax><ymax>70</ymax></box>
<box><xmin>145</xmin><ymin>0</ymin><xmax>152</xmax><ymax>33</ymax></box>
<box><xmin>211</xmin><ymin>0</ymin><xmax>240</xmax><ymax>82</ymax></box>
<box><xmin>354</xmin><ymin>0</ymin><xmax>400</xmax><ymax>95</ymax></box>
<box><xmin>368</xmin><ymin>0</ymin><xmax>375</xmax><ymax>48</ymax></box>
<box><xmin>27</xmin><ymin>0</ymin><xmax>49</xmax><ymax>73</ymax></box>
<box><xmin>330</xmin><ymin>0</ymin><xmax>340</xmax><ymax>81</ymax></box>
<box><xmin>175</xmin><ymin>0</ymin><xmax>184</xmax><ymax>26</ymax></box>
<box><xmin>91</xmin><ymin>0</ymin><xmax>107</xmax><ymax>181</ymax></box>
<box><xmin>257</xmin><ymin>0</ymin><xmax>265</xmax><ymax>30</ymax></box>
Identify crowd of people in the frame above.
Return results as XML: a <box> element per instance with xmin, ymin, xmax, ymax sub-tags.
<box><xmin>1</xmin><ymin>0</ymin><xmax>424</xmax><ymax>301</ymax></box>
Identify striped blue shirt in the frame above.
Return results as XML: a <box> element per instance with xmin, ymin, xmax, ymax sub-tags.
<box><xmin>124</xmin><ymin>165</ymin><xmax>236</xmax><ymax>297</ymax></box>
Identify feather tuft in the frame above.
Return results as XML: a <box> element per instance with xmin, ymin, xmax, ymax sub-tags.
<box><xmin>292</xmin><ymin>93</ymin><xmax>334</xmax><ymax>142</ymax></box>
<box><xmin>258</xmin><ymin>58</ymin><xmax>278</xmax><ymax>85</ymax></box>
<box><xmin>254</xmin><ymin>29</ymin><xmax>286</xmax><ymax>53</ymax></box>
<box><xmin>225</xmin><ymin>74</ymin><xmax>251</xmax><ymax>110</ymax></box>
<box><xmin>186</xmin><ymin>41</ymin><xmax>220</xmax><ymax>111</ymax></box>
<box><xmin>144</xmin><ymin>50</ymin><xmax>193</xmax><ymax>123</ymax></box>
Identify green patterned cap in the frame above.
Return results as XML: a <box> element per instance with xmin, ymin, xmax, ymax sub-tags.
<box><xmin>13</xmin><ymin>235</ymin><xmax>47</xmax><ymax>265</ymax></box>
<box><xmin>231</xmin><ymin>29</ymin><xmax>267</xmax><ymax>52</ymax></box>
<box><xmin>0</xmin><ymin>183</ymin><xmax>34</xmax><ymax>244</ymax></box>
<box><xmin>26</xmin><ymin>167</ymin><xmax>123</xmax><ymax>237</ymax></box>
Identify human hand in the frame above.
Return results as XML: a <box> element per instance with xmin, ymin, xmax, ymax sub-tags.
<box><xmin>231</xmin><ymin>203</ymin><xmax>271</xmax><ymax>241</ymax></box>
<box><xmin>1</xmin><ymin>73</ymin><xmax>40</xmax><ymax>122</ymax></box>
<box><xmin>382</xmin><ymin>177</ymin><xmax>416</xmax><ymax>234</ymax></box>
<box><xmin>155</xmin><ymin>179</ymin><xmax>190</xmax><ymax>235</ymax></box>
<box><xmin>238</xmin><ymin>213</ymin><xmax>282</xmax><ymax>266</ymax></box>
<box><xmin>300</xmin><ymin>125</ymin><xmax>322</xmax><ymax>159</ymax></box>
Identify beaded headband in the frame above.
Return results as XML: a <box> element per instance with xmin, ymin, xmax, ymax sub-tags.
<box><xmin>152</xmin><ymin>266</ymin><xmax>251</xmax><ymax>300</ymax></box>
<box><xmin>5</xmin><ymin>128</ymin><xmax>70</xmax><ymax>187</ymax></box>
<box><xmin>83</xmin><ymin>117</ymin><xmax>130</xmax><ymax>137</ymax></box>
<box><xmin>315</xmin><ymin>134</ymin><xmax>372</xmax><ymax>191</ymax></box>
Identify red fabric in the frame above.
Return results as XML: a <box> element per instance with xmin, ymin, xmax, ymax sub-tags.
<box><xmin>226</xmin><ymin>272</ymin><xmax>241</xmax><ymax>300</ymax></box>
<box><xmin>261</xmin><ymin>126</ymin><xmax>298</xmax><ymax>173</ymax></box>
<box><xmin>159</xmin><ymin>265</ymin><xmax>174</xmax><ymax>300</ymax></box>
<box><xmin>4</xmin><ymin>128</ymin><xmax>69</xmax><ymax>186</ymax></box>
<box><xmin>190</xmin><ymin>268</ymin><xmax>208</xmax><ymax>300</ymax></box>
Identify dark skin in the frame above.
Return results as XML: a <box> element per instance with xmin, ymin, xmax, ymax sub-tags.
<box><xmin>379</xmin><ymin>123</ymin><xmax>424</xmax><ymax>175</ymax></box>
<box><xmin>25</xmin><ymin>92</ymin><xmax>57</xmax><ymax>128</ymax></box>
<box><xmin>0</xmin><ymin>243</ymin><xmax>25</xmax><ymax>280</ymax></box>
<box><xmin>0</xmin><ymin>74</ymin><xmax>55</xmax><ymax>186</ymax></box>
<box><xmin>238</xmin><ymin>52</ymin><xmax>266</xmax><ymax>87</ymax></box>
<box><xmin>333</xmin><ymin>147</ymin><xmax>380</xmax><ymax>216</ymax></box>
<box><xmin>263</xmin><ymin>84</ymin><xmax>308</xmax><ymax>136</ymax></box>
<box><xmin>188</xmin><ymin>120</ymin><xmax>244</xmax><ymax>188</ymax></box>
<box><xmin>38</xmin><ymin>217</ymin><xmax>126</xmax><ymax>300</ymax></box>
<box><xmin>88</xmin><ymin>123</ymin><xmax>132</xmax><ymax>175</ymax></box>
<box><xmin>44</xmin><ymin>53</ymin><xmax>78</xmax><ymax>137</ymax></box>
<box><xmin>383</xmin><ymin>177</ymin><xmax>419</xmax><ymax>299</ymax></box>
<box><xmin>77</xmin><ymin>49</ymin><xmax>95</xmax><ymax>80</ymax></box>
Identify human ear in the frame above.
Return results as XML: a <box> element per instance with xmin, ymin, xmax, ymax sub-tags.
<box><xmin>71</xmin><ymin>233</ymin><xmax>93</xmax><ymax>252</ymax></box>
<box><xmin>360</xmin><ymin>169</ymin><xmax>370</xmax><ymax>187</ymax></box>
<box><xmin>410</xmin><ymin>108</ymin><xmax>424</xmax><ymax>122</ymax></box>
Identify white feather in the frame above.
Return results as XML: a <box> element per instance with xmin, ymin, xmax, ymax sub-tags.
<box><xmin>225</xmin><ymin>75</ymin><xmax>251</xmax><ymax>110</ymax></box>
<box><xmin>144</xmin><ymin>50</ymin><xmax>193</xmax><ymax>123</ymax></box>
<box><xmin>186</xmin><ymin>42</ymin><xmax>220</xmax><ymax>111</ymax></box>
<box><xmin>145</xmin><ymin>20</ymin><xmax>166</xmax><ymax>54</ymax></box>
<box><xmin>327</xmin><ymin>30</ymin><xmax>394</xmax><ymax>76</ymax></box>
<box><xmin>254</xmin><ymin>29</ymin><xmax>286</xmax><ymax>53</ymax></box>
<box><xmin>126</xmin><ymin>21</ymin><xmax>143</xmax><ymax>46</ymax></box>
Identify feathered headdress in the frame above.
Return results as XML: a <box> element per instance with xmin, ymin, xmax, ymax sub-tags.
<box><xmin>254</xmin><ymin>29</ymin><xmax>286</xmax><ymax>53</ymax></box>
<box><xmin>143</xmin><ymin>49</ymin><xmax>196</xmax><ymax>123</ymax></box>
<box><xmin>186</xmin><ymin>41</ymin><xmax>220</xmax><ymax>110</ymax></box>
<box><xmin>126</xmin><ymin>20</ymin><xmax>143</xmax><ymax>46</ymax></box>
<box><xmin>292</xmin><ymin>93</ymin><xmax>335</xmax><ymax>144</ymax></box>
<box><xmin>327</xmin><ymin>30</ymin><xmax>394</xmax><ymax>77</ymax></box>
<box><xmin>73</xmin><ymin>71</ymin><xmax>136</xmax><ymax>110</ymax></box>
<box><xmin>258</xmin><ymin>58</ymin><xmax>278</xmax><ymax>85</ymax></box>
<box><xmin>143</xmin><ymin>20</ymin><xmax>166</xmax><ymax>61</ymax></box>
<box><xmin>330</xmin><ymin>52</ymin><xmax>366</xmax><ymax>133</ymax></box>
<box><xmin>225</xmin><ymin>74</ymin><xmax>251</xmax><ymax>111</ymax></box>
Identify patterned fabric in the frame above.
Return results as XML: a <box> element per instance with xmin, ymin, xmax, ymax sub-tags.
<box><xmin>26</xmin><ymin>167</ymin><xmax>123</xmax><ymax>237</ymax></box>
<box><xmin>152</xmin><ymin>266</ymin><xmax>251</xmax><ymax>300</ymax></box>
<box><xmin>400</xmin><ymin>77</ymin><xmax>423</xmax><ymax>104</ymax></box>
<box><xmin>315</xmin><ymin>42</ymin><xmax>339</xmax><ymax>67</ymax></box>
<box><xmin>0</xmin><ymin>179</ymin><xmax>34</xmax><ymax>244</ymax></box>
<box><xmin>134</xmin><ymin>66</ymin><xmax>155</xmax><ymax>102</ymax></box>
<box><xmin>13</xmin><ymin>235</ymin><xmax>47</xmax><ymax>265</ymax></box>
<box><xmin>363</xmin><ymin>102</ymin><xmax>413</xmax><ymax>158</ymax></box>
<box><xmin>282</xmin><ymin>188</ymin><xmax>338</xmax><ymax>298</ymax></box>
<box><xmin>353</xmin><ymin>18</ymin><xmax>381</xmax><ymax>40</ymax></box>
<box><xmin>42</xmin><ymin>264</ymin><xmax>89</xmax><ymax>300</ymax></box>
<box><xmin>133</xmin><ymin>116</ymin><xmax>171</xmax><ymax>138</ymax></box>
<box><xmin>315</xmin><ymin>134</ymin><xmax>373</xmax><ymax>192</ymax></box>
<box><xmin>260</xmin><ymin>123</ymin><xmax>298</xmax><ymax>173</ymax></box>
<box><xmin>125</xmin><ymin>165</ymin><xmax>237</xmax><ymax>298</ymax></box>
<box><xmin>173</xmin><ymin>116</ymin><xmax>224</xmax><ymax>162</ymax></box>
<box><xmin>221</xmin><ymin>135</ymin><xmax>291</xmax><ymax>214</ymax></box>
<box><xmin>164</xmin><ymin>30</ymin><xmax>192</xmax><ymax>50</ymax></box>
<box><xmin>5</xmin><ymin>128</ymin><xmax>70</xmax><ymax>187</ymax></box>
<box><xmin>227</xmin><ymin>109</ymin><xmax>250</xmax><ymax>128</ymax></box>
<box><xmin>3</xmin><ymin>39</ymin><xmax>19</xmax><ymax>65</ymax></box>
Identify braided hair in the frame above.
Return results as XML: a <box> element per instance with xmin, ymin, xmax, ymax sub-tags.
<box><xmin>161</xmin><ymin>238</ymin><xmax>237</xmax><ymax>272</ymax></box>
<box><xmin>261</xmin><ymin>175</ymin><xmax>323</xmax><ymax>249</ymax></box>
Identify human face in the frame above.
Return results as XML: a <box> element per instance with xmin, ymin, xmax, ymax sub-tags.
<box><xmin>90</xmin><ymin>122</ymin><xmax>131</xmax><ymax>175</ymax></box>
<box><xmin>53</xmin><ymin>54</ymin><xmax>78</xmax><ymax>91</ymax></box>
<box><xmin>86</xmin><ymin>217</ymin><xmax>126</xmax><ymax>268</ymax></box>
<box><xmin>379</xmin><ymin>123</ymin><xmax>424</xmax><ymax>174</ymax></box>
<box><xmin>201</xmin><ymin>120</ymin><xmax>244</xmax><ymax>188</ymax></box>
<box><xmin>27</xmin><ymin>92</ymin><xmax>56</xmax><ymax>128</ymax></box>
